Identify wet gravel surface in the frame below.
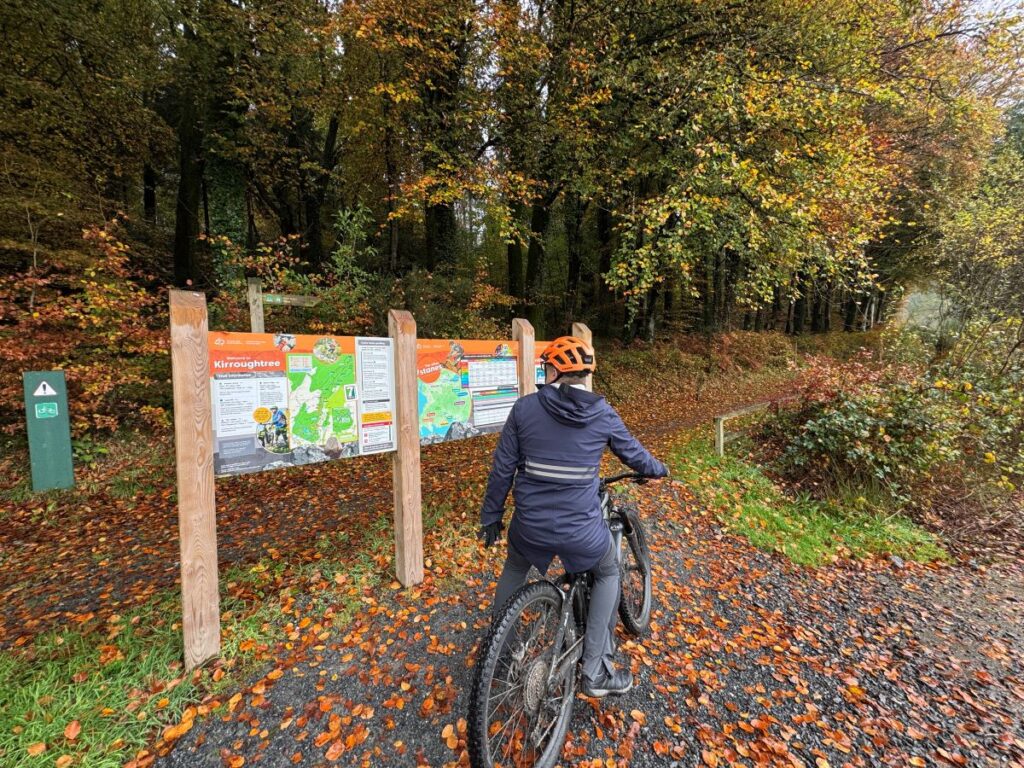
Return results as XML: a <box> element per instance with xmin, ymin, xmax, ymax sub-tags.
<box><xmin>156</xmin><ymin>485</ymin><xmax>1024</xmax><ymax>767</ymax></box>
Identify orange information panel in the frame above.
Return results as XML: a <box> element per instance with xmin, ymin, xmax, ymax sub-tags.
<box><xmin>417</xmin><ymin>339</ymin><xmax>519</xmax><ymax>445</ymax></box>
<box><xmin>208</xmin><ymin>332</ymin><xmax>395</xmax><ymax>475</ymax></box>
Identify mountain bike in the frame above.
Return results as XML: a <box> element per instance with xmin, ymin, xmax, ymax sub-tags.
<box><xmin>467</xmin><ymin>472</ymin><xmax>654</xmax><ymax>768</ymax></box>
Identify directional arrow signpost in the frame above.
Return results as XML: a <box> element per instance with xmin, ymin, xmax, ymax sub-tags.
<box><xmin>247</xmin><ymin>278</ymin><xmax>319</xmax><ymax>333</ymax></box>
<box><xmin>22</xmin><ymin>370</ymin><xmax>75</xmax><ymax>492</ymax></box>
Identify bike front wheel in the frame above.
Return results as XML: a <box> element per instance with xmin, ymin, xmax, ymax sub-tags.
<box><xmin>468</xmin><ymin>580</ymin><xmax>578</xmax><ymax>768</ymax></box>
<box><xmin>618</xmin><ymin>505</ymin><xmax>653</xmax><ymax>635</ymax></box>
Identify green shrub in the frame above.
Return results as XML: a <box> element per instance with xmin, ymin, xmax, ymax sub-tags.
<box><xmin>782</xmin><ymin>383</ymin><xmax>944</xmax><ymax>503</ymax></box>
<box><xmin>775</xmin><ymin>337</ymin><xmax>1023</xmax><ymax>507</ymax></box>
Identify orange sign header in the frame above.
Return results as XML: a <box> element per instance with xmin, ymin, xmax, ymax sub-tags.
<box><xmin>208</xmin><ymin>332</ymin><xmax>356</xmax><ymax>375</ymax></box>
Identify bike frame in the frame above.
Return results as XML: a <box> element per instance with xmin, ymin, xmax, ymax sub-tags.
<box><xmin>538</xmin><ymin>479</ymin><xmax>638</xmax><ymax>704</ymax></box>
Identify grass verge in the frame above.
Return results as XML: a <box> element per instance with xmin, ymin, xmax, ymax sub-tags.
<box><xmin>668</xmin><ymin>431</ymin><xmax>948</xmax><ymax>566</ymax></box>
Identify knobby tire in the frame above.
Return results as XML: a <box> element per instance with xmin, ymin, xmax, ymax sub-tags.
<box><xmin>617</xmin><ymin>505</ymin><xmax>653</xmax><ymax>635</ymax></box>
<box><xmin>468</xmin><ymin>581</ymin><xmax>577</xmax><ymax>768</ymax></box>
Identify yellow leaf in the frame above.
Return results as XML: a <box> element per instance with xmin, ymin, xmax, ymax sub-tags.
<box><xmin>27</xmin><ymin>743</ymin><xmax>47</xmax><ymax>756</ymax></box>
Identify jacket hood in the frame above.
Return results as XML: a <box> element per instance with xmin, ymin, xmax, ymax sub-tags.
<box><xmin>536</xmin><ymin>384</ymin><xmax>605</xmax><ymax>428</ymax></box>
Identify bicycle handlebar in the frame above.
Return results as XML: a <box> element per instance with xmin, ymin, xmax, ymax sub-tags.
<box><xmin>600</xmin><ymin>471</ymin><xmax>650</xmax><ymax>488</ymax></box>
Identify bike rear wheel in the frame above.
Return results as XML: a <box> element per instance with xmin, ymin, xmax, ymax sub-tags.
<box><xmin>617</xmin><ymin>505</ymin><xmax>652</xmax><ymax>635</ymax></box>
<box><xmin>468</xmin><ymin>581</ymin><xmax>578</xmax><ymax>768</ymax></box>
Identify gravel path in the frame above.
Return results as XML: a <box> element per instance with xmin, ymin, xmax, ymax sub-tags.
<box><xmin>156</xmin><ymin>483</ymin><xmax>1024</xmax><ymax>767</ymax></box>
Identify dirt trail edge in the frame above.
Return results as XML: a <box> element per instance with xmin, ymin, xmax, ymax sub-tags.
<box><xmin>157</xmin><ymin>481</ymin><xmax>1024</xmax><ymax>768</ymax></box>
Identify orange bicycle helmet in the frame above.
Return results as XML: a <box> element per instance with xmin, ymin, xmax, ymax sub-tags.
<box><xmin>539</xmin><ymin>336</ymin><xmax>596</xmax><ymax>375</ymax></box>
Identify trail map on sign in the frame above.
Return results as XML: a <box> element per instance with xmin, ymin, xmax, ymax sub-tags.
<box><xmin>209</xmin><ymin>333</ymin><xmax>396</xmax><ymax>476</ymax></box>
<box><xmin>417</xmin><ymin>339</ymin><xmax>519</xmax><ymax>445</ymax></box>
<box><xmin>287</xmin><ymin>338</ymin><xmax>358</xmax><ymax>449</ymax></box>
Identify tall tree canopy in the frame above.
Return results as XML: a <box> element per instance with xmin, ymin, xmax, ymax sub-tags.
<box><xmin>1</xmin><ymin>0</ymin><xmax>1020</xmax><ymax>348</ymax></box>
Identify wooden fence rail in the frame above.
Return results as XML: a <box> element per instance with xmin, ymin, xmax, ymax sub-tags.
<box><xmin>714</xmin><ymin>396</ymin><xmax>799</xmax><ymax>457</ymax></box>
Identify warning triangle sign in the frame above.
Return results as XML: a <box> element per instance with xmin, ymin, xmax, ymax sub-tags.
<box><xmin>33</xmin><ymin>381</ymin><xmax>57</xmax><ymax>397</ymax></box>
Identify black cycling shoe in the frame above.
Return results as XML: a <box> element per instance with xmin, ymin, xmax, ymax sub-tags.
<box><xmin>582</xmin><ymin>668</ymin><xmax>633</xmax><ymax>698</ymax></box>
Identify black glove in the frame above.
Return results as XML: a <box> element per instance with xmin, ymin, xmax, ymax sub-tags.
<box><xmin>479</xmin><ymin>521</ymin><xmax>504</xmax><ymax>547</ymax></box>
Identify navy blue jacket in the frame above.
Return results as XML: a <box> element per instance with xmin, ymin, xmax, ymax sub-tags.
<box><xmin>480</xmin><ymin>384</ymin><xmax>668</xmax><ymax>573</ymax></box>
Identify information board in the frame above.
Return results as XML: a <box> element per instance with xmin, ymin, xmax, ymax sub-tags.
<box><xmin>209</xmin><ymin>332</ymin><xmax>396</xmax><ymax>476</ymax></box>
<box><xmin>417</xmin><ymin>339</ymin><xmax>519</xmax><ymax>445</ymax></box>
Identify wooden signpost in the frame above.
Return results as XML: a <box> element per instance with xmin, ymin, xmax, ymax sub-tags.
<box><xmin>246</xmin><ymin>278</ymin><xmax>265</xmax><ymax>334</ymax></box>
<box><xmin>388</xmin><ymin>309</ymin><xmax>424</xmax><ymax>587</ymax></box>
<box><xmin>571</xmin><ymin>322</ymin><xmax>594</xmax><ymax>392</ymax></box>
<box><xmin>512</xmin><ymin>318</ymin><xmax>536</xmax><ymax>397</ymax></box>
<box><xmin>247</xmin><ymin>277</ymin><xmax>320</xmax><ymax>333</ymax></box>
<box><xmin>169</xmin><ymin>290</ymin><xmax>221</xmax><ymax>670</ymax></box>
<box><xmin>170</xmin><ymin>289</ymin><xmax>589</xmax><ymax>669</ymax></box>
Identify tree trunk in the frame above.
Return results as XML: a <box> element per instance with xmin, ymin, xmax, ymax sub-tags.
<box><xmin>143</xmin><ymin>163</ymin><xmax>157</xmax><ymax>224</ymax></box>
<box><xmin>811</xmin><ymin>282</ymin><xmax>824</xmax><ymax>333</ymax></box>
<box><xmin>663</xmin><ymin>279</ymin><xmax>675</xmax><ymax>327</ymax></box>
<box><xmin>303</xmin><ymin>192</ymin><xmax>323</xmax><ymax>269</ymax></box>
<box><xmin>722</xmin><ymin>248</ymin><xmax>740</xmax><ymax>329</ymax></box>
<box><xmin>643</xmin><ymin>283</ymin><xmax>660</xmax><ymax>342</ymax></box>
<box><xmin>770</xmin><ymin>286</ymin><xmax>783</xmax><ymax>331</ymax></box>
<box><xmin>524</xmin><ymin>201</ymin><xmax>551</xmax><ymax>334</ymax></box>
<box><xmin>859</xmin><ymin>292</ymin><xmax>873</xmax><ymax>331</ymax></box>
<box><xmin>563</xmin><ymin>191</ymin><xmax>586</xmax><ymax>318</ymax></box>
<box><xmin>201</xmin><ymin>175</ymin><xmax>211</xmax><ymax>236</ymax></box>
<box><xmin>173</xmin><ymin>90</ymin><xmax>204</xmax><ymax>287</ymax></box>
<box><xmin>304</xmin><ymin>112</ymin><xmax>340</xmax><ymax>271</ymax></box>
<box><xmin>507</xmin><ymin>202</ymin><xmax>525</xmax><ymax>299</ymax></box>
<box><xmin>792</xmin><ymin>277</ymin><xmax>808</xmax><ymax>335</ymax></box>
<box><xmin>844</xmin><ymin>292</ymin><xmax>858</xmax><ymax>332</ymax></box>
<box><xmin>425</xmin><ymin>202</ymin><xmax>458</xmax><ymax>269</ymax></box>
<box><xmin>596</xmin><ymin>203</ymin><xmax>614</xmax><ymax>335</ymax></box>
<box><xmin>715</xmin><ymin>250</ymin><xmax>729</xmax><ymax>330</ymax></box>
<box><xmin>385</xmin><ymin>123</ymin><xmax>399</xmax><ymax>272</ymax></box>
<box><xmin>701</xmin><ymin>253</ymin><xmax>716</xmax><ymax>333</ymax></box>
<box><xmin>245</xmin><ymin>180</ymin><xmax>258</xmax><ymax>250</ymax></box>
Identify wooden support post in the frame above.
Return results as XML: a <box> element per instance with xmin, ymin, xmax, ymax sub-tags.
<box><xmin>571</xmin><ymin>322</ymin><xmax>594</xmax><ymax>392</ymax></box>
<box><xmin>714</xmin><ymin>416</ymin><xmax>725</xmax><ymax>457</ymax></box>
<box><xmin>512</xmin><ymin>318</ymin><xmax>536</xmax><ymax>397</ymax></box>
<box><xmin>247</xmin><ymin>277</ymin><xmax>265</xmax><ymax>334</ymax></box>
<box><xmin>169</xmin><ymin>290</ymin><xmax>220</xmax><ymax>670</ymax></box>
<box><xmin>388</xmin><ymin>309</ymin><xmax>424</xmax><ymax>586</ymax></box>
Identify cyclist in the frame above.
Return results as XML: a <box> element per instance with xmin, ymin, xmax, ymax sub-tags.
<box><xmin>479</xmin><ymin>336</ymin><xmax>668</xmax><ymax>698</ymax></box>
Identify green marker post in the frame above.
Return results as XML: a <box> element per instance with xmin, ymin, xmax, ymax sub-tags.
<box><xmin>22</xmin><ymin>370</ymin><xmax>75</xmax><ymax>492</ymax></box>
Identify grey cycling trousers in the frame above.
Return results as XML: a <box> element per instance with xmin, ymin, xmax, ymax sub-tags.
<box><xmin>493</xmin><ymin>539</ymin><xmax>619</xmax><ymax>682</ymax></box>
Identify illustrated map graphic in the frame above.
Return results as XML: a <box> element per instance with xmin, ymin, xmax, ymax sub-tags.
<box><xmin>416</xmin><ymin>339</ymin><xmax>519</xmax><ymax>445</ymax></box>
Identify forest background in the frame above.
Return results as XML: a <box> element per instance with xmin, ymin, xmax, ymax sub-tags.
<box><xmin>2</xmin><ymin>3</ymin><xmax>1024</xmax><ymax>765</ymax></box>
<box><xmin>0</xmin><ymin>0</ymin><xmax>1023</xmax><ymax>439</ymax></box>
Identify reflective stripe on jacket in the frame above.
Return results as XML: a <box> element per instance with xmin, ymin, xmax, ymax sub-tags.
<box><xmin>480</xmin><ymin>384</ymin><xmax>668</xmax><ymax>573</ymax></box>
